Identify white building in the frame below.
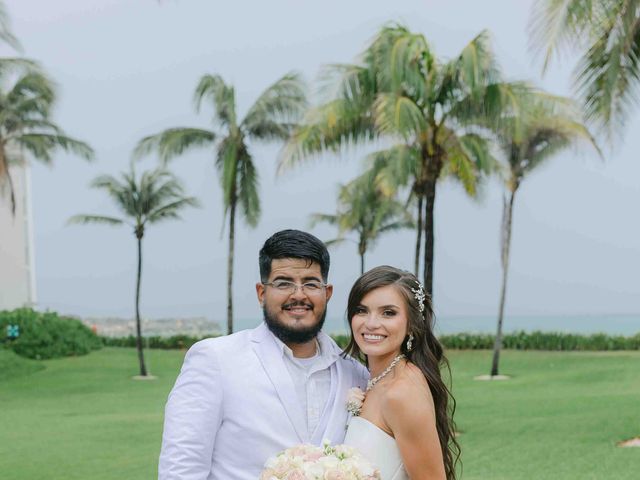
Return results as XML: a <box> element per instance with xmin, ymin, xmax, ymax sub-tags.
<box><xmin>0</xmin><ymin>158</ymin><xmax>36</xmax><ymax>310</ymax></box>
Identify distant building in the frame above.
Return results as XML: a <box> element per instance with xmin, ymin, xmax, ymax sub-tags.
<box><xmin>0</xmin><ymin>158</ymin><xmax>36</xmax><ymax>310</ymax></box>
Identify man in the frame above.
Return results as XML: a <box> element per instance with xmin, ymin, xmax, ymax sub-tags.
<box><xmin>159</xmin><ymin>229</ymin><xmax>369</xmax><ymax>479</ymax></box>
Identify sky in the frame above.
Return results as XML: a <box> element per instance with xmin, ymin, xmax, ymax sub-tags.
<box><xmin>4</xmin><ymin>0</ymin><xmax>639</xmax><ymax>333</ymax></box>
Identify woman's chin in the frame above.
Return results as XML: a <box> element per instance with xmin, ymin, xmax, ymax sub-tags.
<box><xmin>357</xmin><ymin>343</ymin><xmax>394</xmax><ymax>359</ymax></box>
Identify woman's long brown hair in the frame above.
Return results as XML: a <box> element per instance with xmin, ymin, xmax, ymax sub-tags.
<box><xmin>343</xmin><ymin>265</ymin><xmax>461</xmax><ymax>479</ymax></box>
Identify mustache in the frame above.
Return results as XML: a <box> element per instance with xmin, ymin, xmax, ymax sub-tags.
<box><xmin>282</xmin><ymin>301</ymin><xmax>313</xmax><ymax>310</ymax></box>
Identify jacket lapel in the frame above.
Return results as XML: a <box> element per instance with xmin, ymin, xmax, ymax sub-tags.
<box><xmin>250</xmin><ymin>323</ymin><xmax>308</xmax><ymax>443</ymax></box>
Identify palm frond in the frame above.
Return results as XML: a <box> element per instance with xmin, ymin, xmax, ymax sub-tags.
<box><xmin>67</xmin><ymin>214</ymin><xmax>125</xmax><ymax>226</ymax></box>
<box><xmin>237</xmin><ymin>149</ymin><xmax>260</xmax><ymax>228</ymax></box>
<box><xmin>146</xmin><ymin>196</ymin><xmax>200</xmax><ymax>224</ymax></box>
<box><xmin>440</xmin><ymin>140</ymin><xmax>479</xmax><ymax>195</ymax></box>
<box><xmin>366</xmin><ymin>145</ymin><xmax>420</xmax><ymax>196</ymax></box>
<box><xmin>311</xmin><ymin>166</ymin><xmax>414</xmax><ymax>255</ymax></box>
<box><xmin>243</xmin><ymin>72</ymin><xmax>307</xmax><ymax>141</ymax></box>
<box><xmin>7</xmin><ymin>71</ymin><xmax>56</xmax><ymax>106</ymax></box>
<box><xmin>216</xmin><ymin>136</ymin><xmax>239</xmax><ymax>211</ymax></box>
<box><xmin>318</xmin><ymin>63</ymin><xmax>378</xmax><ymax>103</ymax></box>
<box><xmin>529</xmin><ymin>0</ymin><xmax>640</xmax><ymax>133</ymax></box>
<box><xmin>90</xmin><ymin>173</ymin><xmax>136</xmax><ymax>217</ymax></box>
<box><xmin>0</xmin><ymin>58</ymin><xmax>40</xmax><ymax>81</ymax></box>
<box><xmin>449</xmin><ymin>81</ymin><xmax>533</xmax><ymax>130</ymax></box>
<box><xmin>317</xmin><ymin>64</ymin><xmax>376</xmax><ymax>104</ymax></box>
<box><xmin>278</xmin><ymin>97</ymin><xmax>377</xmax><ymax>172</ymax></box>
<box><xmin>575</xmin><ymin>5</ymin><xmax>640</xmax><ymax>133</ymax></box>
<box><xmin>528</xmin><ymin>0</ymin><xmax>596</xmax><ymax>72</ymax></box>
<box><xmin>377</xmin><ymin>217</ymin><xmax>415</xmax><ymax>233</ymax></box>
<box><xmin>132</xmin><ymin>127</ymin><xmax>216</xmax><ymax>162</ymax></box>
<box><xmin>5</xmin><ymin>118</ymin><xmax>62</xmax><ymax>134</ymax></box>
<box><xmin>489</xmin><ymin>88</ymin><xmax>601</xmax><ymax>184</ymax></box>
<box><xmin>373</xmin><ymin>93</ymin><xmax>426</xmax><ymax>137</ymax></box>
<box><xmin>194</xmin><ymin>74</ymin><xmax>237</xmax><ymax>128</ymax></box>
<box><xmin>16</xmin><ymin>133</ymin><xmax>94</xmax><ymax>164</ymax></box>
<box><xmin>73</xmin><ymin>166</ymin><xmax>197</xmax><ymax>233</ymax></box>
<box><xmin>365</xmin><ymin>24</ymin><xmax>434</xmax><ymax>100</ymax></box>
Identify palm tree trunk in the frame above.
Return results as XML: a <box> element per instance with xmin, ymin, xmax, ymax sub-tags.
<box><xmin>359</xmin><ymin>237</ymin><xmax>366</xmax><ymax>275</ymax></box>
<box><xmin>135</xmin><ymin>231</ymin><xmax>148</xmax><ymax>377</ymax></box>
<box><xmin>491</xmin><ymin>188</ymin><xmax>517</xmax><ymax>376</ymax></box>
<box><xmin>414</xmin><ymin>195</ymin><xmax>423</xmax><ymax>276</ymax></box>
<box><xmin>227</xmin><ymin>198</ymin><xmax>236</xmax><ymax>335</ymax></box>
<box><xmin>422</xmin><ymin>179</ymin><xmax>436</xmax><ymax>295</ymax></box>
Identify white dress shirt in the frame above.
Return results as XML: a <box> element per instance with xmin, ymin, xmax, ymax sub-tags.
<box><xmin>279</xmin><ymin>338</ymin><xmax>334</xmax><ymax>437</ymax></box>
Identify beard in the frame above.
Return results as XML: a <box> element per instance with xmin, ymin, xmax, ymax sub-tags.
<box><xmin>263</xmin><ymin>300</ymin><xmax>327</xmax><ymax>344</ymax></box>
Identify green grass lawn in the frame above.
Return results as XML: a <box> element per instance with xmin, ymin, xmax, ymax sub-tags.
<box><xmin>0</xmin><ymin>349</ymin><xmax>44</xmax><ymax>381</ymax></box>
<box><xmin>0</xmin><ymin>347</ymin><xmax>638</xmax><ymax>479</ymax></box>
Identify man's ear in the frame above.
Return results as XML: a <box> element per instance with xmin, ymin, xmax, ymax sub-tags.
<box><xmin>325</xmin><ymin>283</ymin><xmax>333</xmax><ymax>302</ymax></box>
<box><xmin>256</xmin><ymin>282</ymin><xmax>265</xmax><ymax>306</ymax></box>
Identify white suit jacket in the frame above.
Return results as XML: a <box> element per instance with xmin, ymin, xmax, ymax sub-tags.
<box><xmin>158</xmin><ymin>322</ymin><xmax>368</xmax><ymax>480</ymax></box>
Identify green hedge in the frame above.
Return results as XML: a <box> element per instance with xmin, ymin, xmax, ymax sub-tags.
<box><xmin>439</xmin><ymin>330</ymin><xmax>640</xmax><ymax>351</ymax></box>
<box><xmin>0</xmin><ymin>308</ymin><xmax>102</xmax><ymax>360</ymax></box>
<box><xmin>332</xmin><ymin>334</ymin><xmax>349</xmax><ymax>349</ymax></box>
<box><xmin>101</xmin><ymin>330</ymin><xmax>640</xmax><ymax>351</ymax></box>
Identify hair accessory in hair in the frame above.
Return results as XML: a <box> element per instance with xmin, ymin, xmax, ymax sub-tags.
<box><xmin>411</xmin><ymin>280</ymin><xmax>426</xmax><ymax>312</ymax></box>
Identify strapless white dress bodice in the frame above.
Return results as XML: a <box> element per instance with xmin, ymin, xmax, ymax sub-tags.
<box><xmin>343</xmin><ymin>416</ymin><xmax>408</xmax><ymax>480</ymax></box>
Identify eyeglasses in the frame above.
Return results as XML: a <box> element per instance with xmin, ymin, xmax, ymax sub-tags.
<box><xmin>262</xmin><ymin>280</ymin><xmax>328</xmax><ymax>295</ymax></box>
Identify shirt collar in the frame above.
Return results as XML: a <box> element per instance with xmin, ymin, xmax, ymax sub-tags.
<box><xmin>267</xmin><ymin>327</ymin><xmax>340</xmax><ymax>369</ymax></box>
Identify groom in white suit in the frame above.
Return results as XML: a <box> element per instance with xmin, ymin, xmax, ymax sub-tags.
<box><xmin>159</xmin><ymin>229</ymin><xmax>368</xmax><ymax>479</ymax></box>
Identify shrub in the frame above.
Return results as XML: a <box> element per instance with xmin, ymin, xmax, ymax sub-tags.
<box><xmin>331</xmin><ymin>334</ymin><xmax>349</xmax><ymax>349</ymax></box>
<box><xmin>0</xmin><ymin>308</ymin><xmax>102</xmax><ymax>360</ymax></box>
<box><xmin>439</xmin><ymin>330</ymin><xmax>640</xmax><ymax>351</ymax></box>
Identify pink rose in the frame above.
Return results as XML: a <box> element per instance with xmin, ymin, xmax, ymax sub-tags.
<box><xmin>325</xmin><ymin>469</ymin><xmax>349</xmax><ymax>480</ymax></box>
<box><xmin>303</xmin><ymin>450</ymin><xmax>324</xmax><ymax>461</ymax></box>
<box><xmin>346</xmin><ymin>387</ymin><xmax>365</xmax><ymax>415</ymax></box>
<box><xmin>284</xmin><ymin>469</ymin><xmax>305</xmax><ymax>480</ymax></box>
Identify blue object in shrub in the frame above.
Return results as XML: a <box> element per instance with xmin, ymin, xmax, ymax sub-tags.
<box><xmin>6</xmin><ymin>324</ymin><xmax>19</xmax><ymax>339</ymax></box>
<box><xmin>0</xmin><ymin>308</ymin><xmax>102</xmax><ymax>360</ymax></box>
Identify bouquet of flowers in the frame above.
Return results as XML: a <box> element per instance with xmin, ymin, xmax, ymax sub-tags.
<box><xmin>260</xmin><ymin>441</ymin><xmax>381</xmax><ymax>480</ymax></box>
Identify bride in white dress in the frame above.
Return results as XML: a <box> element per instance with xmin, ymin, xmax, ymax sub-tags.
<box><xmin>341</xmin><ymin>266</ymin><xmax>460</xmax><ymax>480</ymax></box>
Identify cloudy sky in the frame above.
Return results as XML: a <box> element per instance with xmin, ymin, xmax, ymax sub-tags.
<box><xmin>5</xmin><ymin>0</ymin><xmax>639</xmax><ymax>332</ymax></box>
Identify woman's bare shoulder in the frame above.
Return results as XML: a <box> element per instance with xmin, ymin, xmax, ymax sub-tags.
<box><xmin>382</xmin><ymin>361</ymin><xmax>434</xmax><ymax>413</ymax></box>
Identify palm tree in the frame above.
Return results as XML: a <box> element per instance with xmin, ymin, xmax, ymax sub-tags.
<box><xmin>134</xmin><ymin>73</ymin><xmax>306</xmax><ymax>334</ymax></box>
<box><xmin>0</xmin><ymin>69</ymin><xmax>94</xmax><ymax>214</ymax></box>
<box><xmin>280</xmin><ymin>24</ymin><xmax>517</xmax><ymax>295</ymax></box>
<box><xmin>486</xmin><ymin>89</ymin><xmax>601</xmax><ymax>376</ymax></box>
<box><xmin>530</xmin><ymin>0</ymin><xmax>640</xmax><ymax>135</ymax></box>
<box><xmin>69</xmin><ymin>166</ymin><xmax>198</xmax><ymax>377</ymax></box>
<box><xmin>311</xmin><ymin>169</ymin><xmax>414</xmax><ymax>274</ymax></box>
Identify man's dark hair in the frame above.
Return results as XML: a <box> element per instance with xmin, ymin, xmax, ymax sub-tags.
<box><xmin>259</xmin><ymin>229</ymin><xmax>330</xmax><ymax>281</ymax></box>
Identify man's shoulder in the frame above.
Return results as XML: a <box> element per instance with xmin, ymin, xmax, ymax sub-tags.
<box><xmin>189</xmin><ymin>327</ymin><xmax>255</xmax><ymax>356</ymax></box>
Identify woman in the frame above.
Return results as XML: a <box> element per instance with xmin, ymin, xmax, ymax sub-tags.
<box><xmin>343</xmin><ymin>266</ymin><xmax>460</xmax><ymax>480</ymax></box>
